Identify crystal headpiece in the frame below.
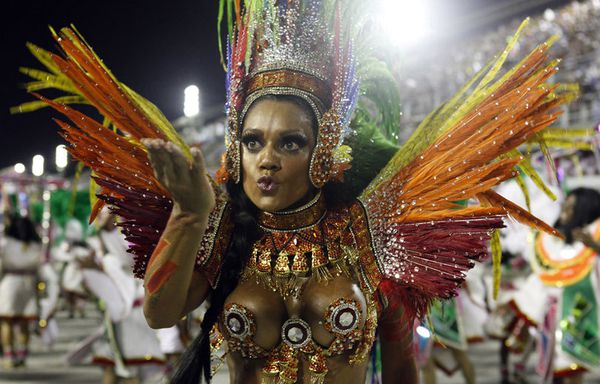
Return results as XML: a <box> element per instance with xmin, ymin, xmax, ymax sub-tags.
<box><xmin>216</xmin><ymin>0</ymin><xmax>359</xmax><ymax>188</ymax></box>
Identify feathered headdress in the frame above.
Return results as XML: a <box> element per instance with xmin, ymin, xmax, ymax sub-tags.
<box><xmin>216</xmin><ymin>0</ymin><xmax>358</xmax><ymax>188</ymax></box>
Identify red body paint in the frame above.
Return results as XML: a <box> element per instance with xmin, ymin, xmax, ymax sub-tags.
<box><xmin>148</xmin><ymin>237</ymin><xmax>171</xmax><ymax>270</ymax></box>
<box><xmin>147</xmin><ymin>261</ymin><xmax>178</xmax><ymax>294</ymax></box>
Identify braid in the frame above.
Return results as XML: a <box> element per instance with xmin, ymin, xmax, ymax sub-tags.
<box><xmin>171</xmin><ymin>182</ymin><xmax>259</xmax><ymax>383</ymax></box>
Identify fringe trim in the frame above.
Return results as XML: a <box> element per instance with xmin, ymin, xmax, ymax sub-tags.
<box><xmin>313</xmin><ymin>265</ymin><xmax>333</xmax><ymax>284</ymax></box>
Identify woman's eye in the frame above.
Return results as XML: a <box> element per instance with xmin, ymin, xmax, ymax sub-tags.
<box><xmin>282</xmin><ymin>141</ymin><xmax>300</xmax><ymax>151</ymax></box>
<box><xmin>243</xmin><ymin>139</ymin><xmax>262</xmax><ymax>151</ymax></box>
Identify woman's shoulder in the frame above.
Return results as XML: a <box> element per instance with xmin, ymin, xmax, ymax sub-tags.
<box><xmin>325</xmin><ymin>197</ymin><xmax>367</xmax><ymax>221</ymax></box>
<box><xmin>324</xmin><ymin>198</ymin><xmax>383</xmax><ymax>296</ymax></box>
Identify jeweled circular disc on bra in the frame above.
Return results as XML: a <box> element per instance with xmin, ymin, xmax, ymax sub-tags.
<box><xmin>281</xmin><ymin>318</ymin><xmax>311</xmax><ymax>349</ymax></box>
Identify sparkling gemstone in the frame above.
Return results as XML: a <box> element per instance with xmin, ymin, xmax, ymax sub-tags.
<box><xmin>228</xmin><ymin>317</ymin><xmax>242</xmax><ymax>333</ymax></box>
<box><xmin>339</xmin><ymin>312</ymin><xmax>355</xmax><ymax>327</ymax></box>
<box><xmin>287</xmin><ymin>326</ymin><xmax>304</xmax><ymax>342</ymax></box>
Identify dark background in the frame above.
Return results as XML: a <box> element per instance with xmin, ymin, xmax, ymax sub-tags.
<box><xmin>0</xmin><ymin>0</ymin><xmax>223</xmax><ymax>170</ymax></box>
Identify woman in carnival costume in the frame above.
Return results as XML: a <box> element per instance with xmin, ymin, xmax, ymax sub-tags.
<box><xmin>74</xmin><ymin>209</ymin><xmax>165</xmax><ymax>384</ymax></box>
<box><xmin>52</xmin><ymin>218</ymin><xmax>90</xmax><ymax>318</ymax></box>
<box><xmin>417</xmin><ymin>204</ymin><xmax>487</xmax><ymax>384</ymax></box>
<box><xmin>489</xmin><ymin>175</ymin><xmax>563</xmax><ymax>384</ymax></box>
<box><xmin>419</xmin><ymin>265</ymin><xmax>487</xmax><ymax>384</ymax></box>
<box><xmin>528</xmin><ymin>187</ymin><xmax>600</xmax><ymax>384</ymax></box>
<box><xmin>0</xmin><ymin>215</ymin><xmax>43</xmax><ymax>368</ymax></box>
<box><xmin>12</xmin><ymin>1</ymin><xmax>588</xmax><ymax>382</ymax></box>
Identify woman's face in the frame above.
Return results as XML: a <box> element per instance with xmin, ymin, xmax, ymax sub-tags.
<box><xmin>241</xmin><ymin>98</ymin><xmax>316</xmax><ymax>212</ymax></box>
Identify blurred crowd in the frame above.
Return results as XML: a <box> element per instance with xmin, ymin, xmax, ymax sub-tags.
<box><xmin>398</xmin><ymin>0</ymin><xmax>600</xmax><ymax>133</ymax></box>
<box><xmin>0</xmin><ymin>187</ymin><xmax>200</xmax><ymax>383</ymax></box>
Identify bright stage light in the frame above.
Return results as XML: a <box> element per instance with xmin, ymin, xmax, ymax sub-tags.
<box><xmin>184</xmin><ymin>85</ymin><xmax>200</xmax><ymax>117</ymax></box>
<box><xmin>32</xmin><ymin>154</ymin><xmax>44</xmax><ymax>177</ymax></box>
<box><xmin>543</xmin><ymin>9</ymin><xmax>555</xmax><ymax>21</ymax></box>
<box><xmin>56</xmin><ymin>144</ymin><xmax>68</xmax><ymax>170</ymax></box>
<box><xmin>14</xmin><ymin>163</ymin><xmax>25</xmax><ymax>174</ymax></box>
<box><xmin>379</xmin><ymin>0</ymin><xmax>432</xmax><ymax>47</ymax></box>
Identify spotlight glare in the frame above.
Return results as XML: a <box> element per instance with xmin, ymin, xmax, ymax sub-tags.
<box><xmin>32</xmin><ymin>154</ymin><xmax>45</xmax><ymax>177</ymax></box>
<box><xmin>380</xmin><ymin>0</ymin><xmax>432</xmax><ymax>47</ymax></box>
<box><xmin>14</xmin><ymin>163</ymin><xmax>26</xmax><ymax>174</ymax></box>
<box><xmin>184</xmin><ymin>85</ymin><xmax>200</xmax><ymax>117</ymax></box>
<box><xmin>56</xmin><ymin>145</ymin><xmax>68</xmax><ymax>169</ymax></box>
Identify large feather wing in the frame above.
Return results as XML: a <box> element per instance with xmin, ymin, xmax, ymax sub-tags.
<box><xmin>360</xmin><ymin>20</ymin><xmax>576</xmax><ymax>316</ymax></box>
<box><xmin>14</xmin><ymin>26</ymin><xmax>205</xmax><ymax>279</ymax></box>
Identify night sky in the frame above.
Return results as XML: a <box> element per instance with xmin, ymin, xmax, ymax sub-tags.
<box><xmin>0</xmin><ymin>0</ymin><xmax>570</xmax><ymax>172</ymax></box>
<box><xmin>0</xmin><ymin>0</ymin><xmax>224</xmax><ymax>170</ymax></box>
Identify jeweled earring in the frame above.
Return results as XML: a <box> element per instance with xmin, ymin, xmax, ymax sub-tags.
<box><xmin>309</xmin><ymin>110</ymin><xmax>351</xmax><ymax>188</ymax></box>
<box><xmin>216</xmin><ymin>110</ymin><xmax>241</xmax><ymax>184</ymax></box>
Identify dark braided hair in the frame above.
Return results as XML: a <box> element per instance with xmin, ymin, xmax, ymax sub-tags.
<box><xmin>171</xmin><ymin>182</ymin><xmax>259</xmax><ymax>383</ymax></box>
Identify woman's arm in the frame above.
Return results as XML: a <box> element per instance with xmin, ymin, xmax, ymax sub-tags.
<box><xmin>379</xmin><ymin>305</ymin><xmax>419</xmax><ymax>384</ymax></box>
<box><xmin>141</xmin><ymin>139</ymin><xmax>215</xmax><ymax>328</ymax></box>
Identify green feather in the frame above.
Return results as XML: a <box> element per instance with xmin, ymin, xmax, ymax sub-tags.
<box><xmin>491</xmin><ymin>229</ymin><xmax>502</xmax><ymax>300</ymax></box>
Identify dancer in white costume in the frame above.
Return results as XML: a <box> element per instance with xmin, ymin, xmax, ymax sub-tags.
<box><xmin>491</xmin><ymin>177</ymin><xmax>562</xmax><ymax>384</ymax></box>
<box><xmin>419</xmin><ymin>180</ymin><xmax>545</xmax><ymax>384</ymax></box>
<box><xmin>495</xmin><ymin>184</ymin><xmax>600</xmax><ymax>384</ymax></box>
<box><xmin>419</xmin><ymin>273</ymin><xmax>483</xmax><ymax>384</ymax></box>
<box><xmin>531</xmin><ymin>188</ymin><xmax>600</xmax><ymax>383</ymax></box>
<box><xmin>52</xmin><ymin>219</ymin><xmax>90</xmax><ymax>318</ymax></box>
<box><xmin>0</xmin><ymin>216</ymin><xmax>43</xmax><ymax>368</ymax></box>
<box><xmin>37</xmin><ymin>257</ymin><xmax>60</xmax><ymax>349</ymax></box>
<box><xmin>80</xmin><ymin>212</ymin><xmax>165</xmax><ymax>384</ymax></box>
<box><xmin>497</xmin><ymin>175</ymin><xmax>562</xmax><ymax>321</ymax></box>
<box><xmin>155</xmin><ymin>324</ymin><xmax>185</xmax><ymax>379</ymax></box>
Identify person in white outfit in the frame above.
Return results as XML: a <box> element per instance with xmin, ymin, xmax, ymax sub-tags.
<box><xmin>0</xmin><ymin>215</ymin><xmax>43</xmax><ymax>368</ymax></box>
<box><xmin>52</xmin><ymin>219</ymin><xmax>91</xmax><ymax>318</ymax></box>
<box><xmin>75</xmin><ymin>212</ymin><xmax>165</xmax><ymax>384</ymax></box>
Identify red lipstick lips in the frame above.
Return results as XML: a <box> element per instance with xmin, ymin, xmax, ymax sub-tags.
<box><xmin>257</xmin><ymin>176</ymin><xmax>279</xmax><ymax>193</ymax></box>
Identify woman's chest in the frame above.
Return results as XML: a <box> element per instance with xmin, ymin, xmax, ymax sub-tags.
<box><xmin>221</xmin><ymin>272</ymin><xmax>368</xmax><ymax>354</ymax></box>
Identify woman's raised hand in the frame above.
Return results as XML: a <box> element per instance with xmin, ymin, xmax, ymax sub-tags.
<box><xmin>141</xmin><ymin>139</ymin><xmax>216</xmax><ymax>217</ymax></box>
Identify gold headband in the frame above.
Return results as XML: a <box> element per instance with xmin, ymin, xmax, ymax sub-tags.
<box><xmin>246</xmin><ymin>69</ymin><xmax>331</xmax><ymax>108</ymax></box>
